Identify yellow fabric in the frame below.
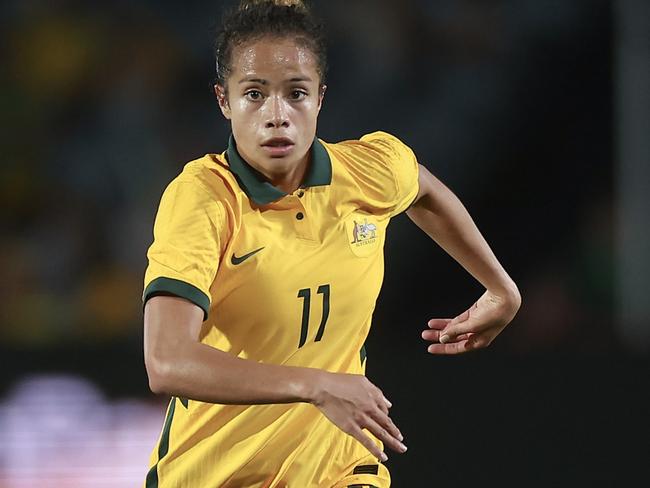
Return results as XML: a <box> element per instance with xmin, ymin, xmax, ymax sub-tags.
<box><xmin>330</xmin><ymin>454</ymin><xmax>391</xmax><ymax>487</ymax></box>
<box><xmin>142</xmin><ymin>131</ymin><xmax>419</xmax><ymax>487</ymax></box>
<box><xmin>144</xmin><ymin>178</ymin><xmax>224</xmax><ymax>311</ymax></box>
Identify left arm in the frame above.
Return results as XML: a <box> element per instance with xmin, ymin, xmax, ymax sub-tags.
<box><xmin>406</xmin><ymin>164</ymin><xmax>522</xmax><ymax>354</ymax></box>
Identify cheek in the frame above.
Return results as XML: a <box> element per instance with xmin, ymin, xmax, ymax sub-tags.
<box><xmin>230</xmin><ymin>103</ymin><xmax>261</xmax><ymax>132</ymax></box>
<box><xmin>297</xmin><ymin>102</ymin><xmax>320</xmax><ymax>129</ymax></box>
<box><xmin>231</xmin><ymin>98</ymin><xmax>256</xmax><ymax>116</ymax></box>
<box><xmin>292</xmin><ymin>98</ymin><xmax>318</xmax><ymax>118</ymax></box>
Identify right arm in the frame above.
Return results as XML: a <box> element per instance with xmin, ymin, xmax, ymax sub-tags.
<box><xmin>143</xmin><ymin>295</ymin><xmax>407</xmax><ymax>461</ymax></box>
<box><xmin>144</xmin><ymin>294</ymin><xmax>317</xmax><ymax>404</ymax></box>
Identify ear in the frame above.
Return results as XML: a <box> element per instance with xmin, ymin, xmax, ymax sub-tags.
<box><xmin>214</xmin><ymin>84</ymin><xmax>231</xmax><ymax>120</ymax></box>
<box><xmin>317</xmin><ymin>84</ymin><xmax>327</xmax><ymax>113</ymax></box>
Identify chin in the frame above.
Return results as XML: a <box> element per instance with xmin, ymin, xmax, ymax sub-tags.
<box><xmin>266</xmin><ymin>154</ymin><xmax>298</xmax><ymax>167</ymax></box>
<box><xmin>259</xmin><ymin>146</ymin><xmax>304</xmax><ymax>165</ymax></box>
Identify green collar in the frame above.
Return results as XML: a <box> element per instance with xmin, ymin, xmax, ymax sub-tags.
<box><xmin>226</xmin><ymin>135</ymin><xmax>332</xmax><ymax>205</ymax></box>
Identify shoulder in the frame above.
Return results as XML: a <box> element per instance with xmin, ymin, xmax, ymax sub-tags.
<box><xmin>325</xmin><ymin>131</ymin><xmax>417</xmax><ymax>179</ymax></box>
<box><xmin>154</xmin><ymin>153</ymin><xmax>239</xmax><ymax>232</ymax></box>
<box><xmin>358</xmin><ymin>131</ymin><xmax>416</xmax><ymax>159</ymax></box>
<box><xmin>323</xmin><ymin>131</ymin><xmax>419</xmax><ymax>203</ymax></box>
<box><xmin>158</xmin><ymin>152</ymin><xmax>244</xmax><ymax>217</ymax></box>
<box><xmin>173</xmin><ymin>153</ymin><xmax>237</xmax><ymax>200</ymax></box>
<box><xmin>331</xmin><ymin>131</ymin><xmax>416</xmax><ymax>162</ymax></box>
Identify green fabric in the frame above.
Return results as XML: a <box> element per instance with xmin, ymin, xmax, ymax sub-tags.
<box><xmin>226</xmin><ymin>134</ymin><xmax>332</xmax><ymax>205</ymax></box>
<box><xmin>231</xmin><ymin>246</ymin><xmax>265</xmax><ymax>265</ymax></box>
<box><xmin>145</xmin><ymin>397</ymin><xmax>178</xmax><ymax>488</ymax></box>
<box><xmin>143</xmin><ymin>277</ymin><xmax>210</xmax><ymax>320</ymax></box>
<box><xmin>297</xmin><ymin>288</ymin><xmax>311</xmax><ymax>348</ymax></box>
<box><xmin>353</xmin><ymin>464</ymin><xmax>379</xmax><ymax>475</ymax></box>
<box><xmin>314</xmin><ymin>284</ymin><xmax>330</xmax><ymax>342</ymax></box>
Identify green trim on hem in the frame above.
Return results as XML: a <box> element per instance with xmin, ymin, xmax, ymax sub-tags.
<box><xmin>143</xmin><ymin>277</ymin><xmax>210</xmax><ymax>320</ymax></box>
<box><xmin>360</xmin><ymin>344</ymin><xmax>367</xmax><ymax>365</ymax></box>
<box><xmin>145</xmin><ymin>397</ymin><xmax>178</xmax><ymax>488</ymax></box>
<box><xmin>353</xmin><ymin>464</ymin><xmax>379</xmax><ymax>475</ymax></box>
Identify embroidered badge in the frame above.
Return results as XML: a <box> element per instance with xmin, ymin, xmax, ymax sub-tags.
<box><xmin>351</xmin><ymin>218</ymin><xmax>377</xmax><ymax>245</ymax></box>
<box><xmin>346</xmin><ymin>216</ymin><xmax>381</xmax><ymax>257</ymax></box>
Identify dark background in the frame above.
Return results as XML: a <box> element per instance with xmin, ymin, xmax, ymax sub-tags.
<box><xmin>1</xmin><ymin>0</ymin><xmax>648</xmax><ymax>486</ymax></box>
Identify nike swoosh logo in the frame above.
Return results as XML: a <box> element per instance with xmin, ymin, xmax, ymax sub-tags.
<box><xmin>231</xmin><ymin>247</ymin><xmax>265</xmax><ymax>265</ymax></box>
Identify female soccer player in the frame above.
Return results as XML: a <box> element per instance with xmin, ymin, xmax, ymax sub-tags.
<box><xmin>142</xmin><ymin>1</ymin><xmax>521</xmax><ymax>486</ymax></box>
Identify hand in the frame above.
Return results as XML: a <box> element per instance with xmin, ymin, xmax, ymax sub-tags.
<box><xmin>309</xmin><ymin>371</ymin><xmax>407</xmax><ymax>462</ymax></box>
<box><xmin>422</xmin><ymin>289</ymin><xmax>521</xmax><ymax>354</ymax></box>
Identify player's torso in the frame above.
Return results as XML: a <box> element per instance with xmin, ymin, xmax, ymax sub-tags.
<box><xmin>148</xmin><ymin>141</ymin><xmax>400</xmax><ymax>487</ymax></box>
<box><xmin>203</xmin><ymin>167</ymin><xmax>389</xmax><ymax>372</ymax></box>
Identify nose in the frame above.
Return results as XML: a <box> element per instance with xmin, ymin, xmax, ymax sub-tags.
<box><xmin>264</xmin><ymin>95</ymin><xmax>290</xmax><ymax>129</ymax></box>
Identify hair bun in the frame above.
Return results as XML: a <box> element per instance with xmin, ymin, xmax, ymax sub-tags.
<box><xmin>239</xmin><ymin>0</ymin><xmax>307</xmax><ymax>11</ymax></box>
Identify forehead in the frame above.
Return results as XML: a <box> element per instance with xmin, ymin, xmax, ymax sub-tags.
<box><xmin>230</xmin><ymin>37</ymin><xmax>318</xmax><ymax>80</ymax></box>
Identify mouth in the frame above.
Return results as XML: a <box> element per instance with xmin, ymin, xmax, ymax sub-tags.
<box><xmin>261</xmin><ymin>137</ymin><xmax>295</xmax><ymax>157</ymax></box>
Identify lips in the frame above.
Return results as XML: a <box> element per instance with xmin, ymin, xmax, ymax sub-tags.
<box><xmin>261</xmin><ymin>137</ymin><xmax>295</xmax><ymax>157</ymax></box>
<box><xmin>261</xmin><ymin>137</ymin><xmax>294</xmax><ymax>147</ymax></box>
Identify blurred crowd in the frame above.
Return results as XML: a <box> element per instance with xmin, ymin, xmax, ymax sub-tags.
<box><xmin>0</xmin><ymin>374</ymin><xmax>162</xmax><ymax>486</ymax></box>
<box><xmin>1</xmin><ymin>1</ymin><xmax>615</xmax><ymax>357</ymax></box>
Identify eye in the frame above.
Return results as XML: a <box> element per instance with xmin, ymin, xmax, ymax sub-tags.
<box><xmin>289</xmin><ymin>90</ymin><xmax>307</xmax><ymax>101</ymax></box>
<box><xmin>245</xmin><ymin>90</ymin><xmax>263</xmax><ymax>101</ymax></box>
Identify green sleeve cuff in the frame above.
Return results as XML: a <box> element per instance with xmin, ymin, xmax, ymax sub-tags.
<box><xmin>143</xmin><ymin>277</ymin><xmax>210</xmax><ymax>320</ymax></box>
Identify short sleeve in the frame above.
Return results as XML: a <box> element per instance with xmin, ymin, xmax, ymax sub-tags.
<box><xmin>143</xmin><ymin>177</ymin><xmax>224</xmax><ymax>320</ymax></box>
<box><xmin>359</xmin><ymin>131</ymin><xmax>420</xmax><ymax>216</ymax></box>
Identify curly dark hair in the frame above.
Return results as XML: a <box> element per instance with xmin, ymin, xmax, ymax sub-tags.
<box><xmin>214</xmin><ymin>0</ymin><xmax>328</xmax><ymax>88</ymax></box>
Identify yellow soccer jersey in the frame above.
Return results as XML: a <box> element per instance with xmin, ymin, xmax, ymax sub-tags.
<box><xmin>142</xmin><ymin>131</ymin><xmax>419</xmax><ymax>488</ymax></box>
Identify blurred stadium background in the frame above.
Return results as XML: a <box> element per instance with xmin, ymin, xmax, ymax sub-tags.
<box><xmin>1</xmin><ymin>0</ymin><xmax>648</xmax><ymax>486</ymax></box>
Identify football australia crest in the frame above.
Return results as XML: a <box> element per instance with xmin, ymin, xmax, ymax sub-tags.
<box><xmin>346</xmin><ymin>216</ymin><xmax>382</xmax><ymax>257</ymax></box>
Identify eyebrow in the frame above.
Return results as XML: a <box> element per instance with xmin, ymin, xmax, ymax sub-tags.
<box><xmin>238</xmin><ymin>76</ymin><xmax>313</xmax><ymax>84</ymax></box>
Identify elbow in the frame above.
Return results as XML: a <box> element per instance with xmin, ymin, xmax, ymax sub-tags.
<box><xmin>147</xmin><ymin>374</ymin><xmax>168</xmax><ymax>396</ymax></box>
<box><xmin>145</xmin><ymin>354</ymin><xmax>175</xmax><ymax>395</ymax></box>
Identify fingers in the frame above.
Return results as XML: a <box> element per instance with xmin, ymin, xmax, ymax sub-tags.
<box><xmin>441</xmin><ymin>321</ymin><xmax>489</xmax><ymax>343</ymax></box>
<box><xmin>350</xmin><ymin>425</ymin><xmax>389</xmax><ymax>462</ymax></box>
<box><xmin>426</xmin><ymin>316</ymin><xmax>474</xmax><ymax>342</ymax></box>
<box><xmin>426</xmin><ymin>339</ymin><xmax>472</xmax><ymax>355</ymax></box>
<box><xmin>427</xmin><ymin>318</ymin><xmax>452</xmax><ymax>330</ymax></box>
<box><xmin>364</xmin><ymin>412</ymin><xmax>407</xmax><ymax>455</ymax></box>
<box><xmin>371</xmin><ymin>397</ymin><xmax>403</xmax><ymax>442</ymax></box>
<box><xmin>372</xmin><ymin>385</ymin><xmax>391</xmax><ymax>414</ymax></box>
<box><xmin>438</xmin><ymin>307</ymin><xmax>481</xmax><ymax>343</ymax></box>
<box><xmin>351</xmin><ymin>391</ymin><xmax>405</xmax><ymax>462</ymax></box>
<box><xmin>351</xmin><ymin>412</ymin><xmax>406</xmax><ymax>463</ymax></box>
<box><xmin>376</xmin><ymin>409</ymin><xmax>404</xmax><ymax>444</ymax></box>
<box><xmin>424</xmin><ymin>292</ymin><xmax>513</xmax><ymax>353</ymax></box>
<box><xmin>316</xmin><ymin>374</ymin><xmax>408</xmax><ymax>465</ymax></box>
<box><xmin>423</xmin><ymin>318</ymin><xmax>463</xmax><ymax>343</ymax></box>
<box><xmin>425</xmin><ymin>332</ymin><xmax>494</xmax><ymax>354</ymax></box>
<box><xmin>421</xmin><ymin>328</ymin><xmax>469</xmax><ymax>342</ymax></box>
<box><xmin>383</xmin><ymin>396</ymin><xmax>392</xmax><ymax>411</ymax></box>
